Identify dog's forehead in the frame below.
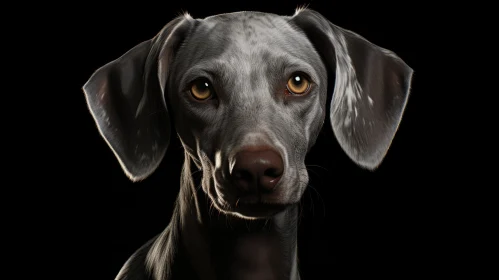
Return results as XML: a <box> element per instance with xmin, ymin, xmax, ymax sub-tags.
<box><xmin>203</xmin><ymin>11</ymin><xmax>287</xmax><ymax>38</ymax></box>
<box><xmin>186</xmin><ymin>12</ymin><xmax>315</xmax><ymax>63</ymax></box>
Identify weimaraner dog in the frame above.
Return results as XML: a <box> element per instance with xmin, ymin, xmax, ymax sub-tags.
<box><xmin>83</xmin><ymin>8</ymin><xmax>413</xmax><ymax>280</ymax></box>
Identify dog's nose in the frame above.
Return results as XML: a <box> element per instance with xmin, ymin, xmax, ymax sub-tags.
<box><xmin>230</xmin><ymin>147</ymin><xmax>284</xmax><ymax>193</ymax></box>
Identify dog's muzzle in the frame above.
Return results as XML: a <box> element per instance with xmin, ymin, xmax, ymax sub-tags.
<box><xmin>221</xmin><ymin>145</ymin><xmax>291</xmax><ymax>218</ymax></box>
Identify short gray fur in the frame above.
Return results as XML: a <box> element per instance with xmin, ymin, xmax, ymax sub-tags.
<box><xmin>83</xmin><ymin>8</ymin><xmax>413</xmax><ymax>280</ymax></box>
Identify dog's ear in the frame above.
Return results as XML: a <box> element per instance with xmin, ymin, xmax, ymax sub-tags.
<box><xmin>83</xmin><ymin>15</ymin><xmax>192</xmax><ymax>181</ymax></box>
<box><xmin>291</xmin><ymin>9</ymin><xmax>413</xmax><ymax>170</ymax></box>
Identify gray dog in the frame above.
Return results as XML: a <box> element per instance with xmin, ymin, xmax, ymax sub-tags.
<box><xmin>83</xmin><ymin>8</ymin><xmax>413</xmax><ymax>280</ymax></box>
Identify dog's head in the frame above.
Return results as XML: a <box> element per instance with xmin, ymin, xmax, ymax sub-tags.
<box><xmin>83</xmin><ymin>9</ymin><xmax>412</xmax><ymax>219</ymax></box>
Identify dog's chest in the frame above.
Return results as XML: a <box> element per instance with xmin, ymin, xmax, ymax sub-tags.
<box><xmin>228</xmin><ymin>235</ymin><xmax>281</xmax><ymax>280</ymax></box>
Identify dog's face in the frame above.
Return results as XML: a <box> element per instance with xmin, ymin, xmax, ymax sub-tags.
<box><xmin>167</xmin><ymin>12</ymin><xmax>327</xmax><ymax>218</ymax></box>
<box><xmin>83</xmin><ymin>9</ymin><xmax>413</xmax><ymax>219</ymax></box>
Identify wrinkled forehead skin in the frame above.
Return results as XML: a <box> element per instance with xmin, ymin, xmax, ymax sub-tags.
<box><xmin>170</xmin><ymin>11</ymin><xmax>327</xmax><ymax>96</ymax></box>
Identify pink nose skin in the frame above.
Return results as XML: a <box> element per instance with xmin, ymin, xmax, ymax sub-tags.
<box><xmin>230</xmin><ymin>148</ymin><xmax>284</xmax><ymax>194</ymax></box>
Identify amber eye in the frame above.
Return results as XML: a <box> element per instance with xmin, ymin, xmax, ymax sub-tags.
<box><xmin>190</xmin><ymin>78</ymin><xmax>213</xmax><ymax>100</ymax></box>
<box><xmin>286</xmin><ymin>73</ymin><xmax>311</xmax><ymax>95</ymax></box>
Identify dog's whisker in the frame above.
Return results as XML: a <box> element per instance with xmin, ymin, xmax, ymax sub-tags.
<box><xmin>192</xmin><ymin>169</ymin><xmax>203</xmax><ymax>177</ymax></box>
<box><xmin>209</xmin><ymin>200</ymin><xmax>216</xmax><ymax>219</ymax></box>
<box><xmin>307</xmin><ymin>187</ymin><xmax>315</xmax><ymax>217</ymax></box>
<box><xmin>305</xmin><ymin>167</ymin><xmax>328</xmax><ymax>183</ymax></box>
<box><xmin>297</xmin><ymin>198</ymin><xmax>304</xmax><ymax>226</ymax></box>
<box><xmin>308</xmin><ymin>184</ymin><xmax>326</xmax><ymax>217</ymax></box>
<box><xmin>264</xmin><ymin>218</ymin><xmax>270</xmax><ymax>230</ymax></box>
<box><xmin>305</xmin><ymin>167</ymin><xmax>320</xmax><ymax>179</ymax></box>
<box><xmin>306</xmin><ymin>164</ymin><xmax>330</xmax><ymax>173</ymax></box>
<box><xmin>228</xmin><ymin>214</ymin><xmax>235</xmax><ymax>230</ymax></box>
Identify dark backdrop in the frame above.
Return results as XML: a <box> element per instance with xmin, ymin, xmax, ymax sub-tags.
<box><xmin>57</xmin><ymin>0</ymin><xmax>455</xmax><ymax>279</ymax></box>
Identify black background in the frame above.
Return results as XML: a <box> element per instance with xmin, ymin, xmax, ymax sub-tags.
<box><xmin>42</xmin><ymin>0</ymin><xmax>478</xmax><ymax>279</ymax></box>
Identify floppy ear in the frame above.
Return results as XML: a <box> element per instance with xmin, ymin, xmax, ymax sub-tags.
<box><xmin>291</xmin><ymin>9</ymin><xmax>413</xmax><ymax>170</ymax></box>
<box><xmin>83</xmin><ymin>16</ymin><xmax>192</xmax><ymax>181</ymax></box>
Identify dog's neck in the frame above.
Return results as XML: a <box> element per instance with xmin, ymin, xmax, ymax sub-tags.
<box><xmin>175</xmin><ymin>155</ymin><xmax>300</xmax><ymax>280</ymax></box>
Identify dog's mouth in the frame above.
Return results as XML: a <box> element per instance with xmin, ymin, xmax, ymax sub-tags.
<box><xmin>231</xmin><ymin>195</ymin><xmax>291</xmax><ymax>219</ymax></box>
<box><xmin>210</xmin><ymin>184</ymin><xmax>295</xmax><ymax>219</ymax></box>
<box><xmin>235</xmin><ymin>202</ymin><xmax>289</xmax><ymax>219</ymax></box>
<box><xmin>211</xmin><ymin>163</ymin><xmax>305</xmax><ymax>219</ymax></box>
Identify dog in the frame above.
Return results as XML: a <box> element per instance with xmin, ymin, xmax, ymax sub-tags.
<box><xmin>83</xmin><ymin>8</ymin><xmax>413</xmax><ymax>280</ymax></box>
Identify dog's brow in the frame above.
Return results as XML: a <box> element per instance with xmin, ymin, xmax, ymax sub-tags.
<box><xmin>180</xmin><ymin>60</ymin><xmax>233</xmax><ymax>87</ymax></box>
<box><xmin>268</xmin><ymin>54</ymin><xmax>320</xmax><ymax>83</ymax></box>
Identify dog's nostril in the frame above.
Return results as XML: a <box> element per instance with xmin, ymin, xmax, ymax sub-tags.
<box><xmin>233</xmin><ymin>169</ymin><xmax>253</xmax><ymax>182</ymax></box>
<box><xmin>264</xmin><ymin>168</ymin><xmax>282</xmax><ymax>178</ymax></box>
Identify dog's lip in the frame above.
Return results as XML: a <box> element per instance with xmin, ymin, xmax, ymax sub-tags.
<box><xmin>233</xmin><ymin>196</ymin><xmax>290</xmax><ymax>218</ymax></box>
<box><xmin>234</xmin><ymin>193</ymin><xmax>285</xmax><ymax>205</ymax></box>
<box><xmin>236</xmin><ymin>194</ymin><xmax>260</xmax><ymax>205</ymax></box>
<box><xmin>235</xmin><ymin>203</ymin><xmax>289</xmax><ymax>218</ymax></box>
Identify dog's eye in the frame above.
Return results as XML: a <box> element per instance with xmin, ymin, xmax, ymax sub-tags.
<box><xmin>286</xmin><ymin>73</ymin><xmax>311</xmax><ymax>95</ymax></box>
<box><xmin>190</xmin><ymin>78</ymin><xmax>213</xmax><ymax>100</ymax></box>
